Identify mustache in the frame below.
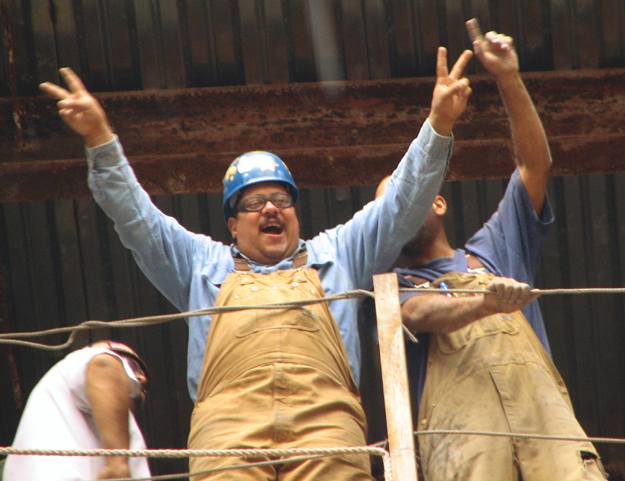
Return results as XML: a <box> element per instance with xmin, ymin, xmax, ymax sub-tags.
<box><xmin>259</xmin><ymin>215</ymin><xmax>285</xmax><ymax>230</ymax></box>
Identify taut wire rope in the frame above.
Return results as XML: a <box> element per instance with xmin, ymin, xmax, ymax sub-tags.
<box><xmin>3</xmin><ymin>285</ymin><xmax>625</xmax><ymax>349</ymax></box>
<box><xmin>0</xmin><ymin>446</ymin><xmax>392</xmax><ymax>481</ymax></box>
<box><xmin>4</xmin><ymin>284</ymin><xmax>625</xmax><ymax>479</ymax></box>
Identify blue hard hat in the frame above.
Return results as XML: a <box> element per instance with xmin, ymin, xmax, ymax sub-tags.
<box><xmin>222</xmin><ymin>151</ymin><xmax>299</xmax><ymax>221</ymax></box>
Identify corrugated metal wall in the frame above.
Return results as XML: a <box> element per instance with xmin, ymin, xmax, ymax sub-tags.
<box><xmin>2</xmin><ymin>176</ymin><xmax>625</xmax><ymax>475</ymax></box>
<box><xmin>2</xmin><ymin>0</ymin><xmax>625</xmax><ymax>477</ymax></box>
<box><xmin>3</xmin><ymin>0</ymin><xmax>625</xmax><ymax>98</ymax></box>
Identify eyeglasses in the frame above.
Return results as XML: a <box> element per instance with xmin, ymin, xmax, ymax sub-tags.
<box><xmin>237</xmin><ymin>192</ymin><xmax>294</xmax><ymax>213</ymax></box>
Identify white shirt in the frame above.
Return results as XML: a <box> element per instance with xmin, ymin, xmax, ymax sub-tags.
<box><xmin>3</xmin><ymin>346</ymin><xmax>151</xmax><ymax>480</ymax></box>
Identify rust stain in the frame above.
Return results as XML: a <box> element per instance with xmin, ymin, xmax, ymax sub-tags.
<box><xmin>1</xmin><ymin>70</ymin><xmax>625</xmax><ymax>202</ymax></box>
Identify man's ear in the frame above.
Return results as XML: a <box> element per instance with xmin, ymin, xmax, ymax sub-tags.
<box><xmin>432</xmin><ymin>195</ymin><xmax>447</xmax><ymax>215</ymax></box>
<box><xmin>227</xmin><ymin>216</ymin><xmax>237</xmax><ymax>240</ymax></box>
<box><xmin>375</xmin><ymin>175</ymin><xmax>391</xmax><ymax>199</ymax></box>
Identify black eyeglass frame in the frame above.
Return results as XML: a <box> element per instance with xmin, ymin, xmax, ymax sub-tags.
<box><xmin>237</xmin><ymin>192</ymin><xmax>294</xmax><ymax>213</ymax></box>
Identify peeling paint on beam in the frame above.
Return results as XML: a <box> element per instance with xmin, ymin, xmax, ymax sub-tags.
<box><xmin>1</xmin><ymin>68</ymin><xmax>625</xmax><ymax>202</ymax></box>
<box><xmin>2</xmin><ymin>135</ymin><xmax>625</xmax><ymax>203</ymax></box>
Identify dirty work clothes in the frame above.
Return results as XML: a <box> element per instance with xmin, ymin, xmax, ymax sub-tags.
<box><xmin>395</xmin><ymin>168</ymin><xmax>554</xmax><ymax>408</ymax></box>
<box><xmin>188</xmin><ymin>268</ymin><xmax>373</xmax><ymax>481</ymax></box>
<box><xmin>417</xmin><ymin>272</ymin><xmax>606</xmax><ymax>481</ymax></box>
<box><xmin>85</xmin><ymin>119</ymin><xmax>452</xmax><ymax>402</ymax></box>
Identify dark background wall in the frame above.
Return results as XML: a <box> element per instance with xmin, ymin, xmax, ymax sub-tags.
<box><xmin>1</xmin><ymin>0</ymin><xmax>625</xmax><ymax>478</ymax></box>
<box><xmin>2</xmin><ymin>174</ymin><xmax>625</xmax><ymax>476</ymax></box>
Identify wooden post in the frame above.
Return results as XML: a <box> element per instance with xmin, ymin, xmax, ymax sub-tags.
<box><xmin>373</xmin><ymin>272</ymin><xmax>418</xmax><ymax>481</ymax></box>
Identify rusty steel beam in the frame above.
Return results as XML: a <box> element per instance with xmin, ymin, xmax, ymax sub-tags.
<box><xmin>1</xmin><ymin>68</ymin><xmax>625</xmax><ymax>202</ymax></box>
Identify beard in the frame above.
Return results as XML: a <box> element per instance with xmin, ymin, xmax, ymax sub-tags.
<box><xmin>401</xmin><ymin>208</ymin><xmax>439</xmax><ymax>259</ymax></box>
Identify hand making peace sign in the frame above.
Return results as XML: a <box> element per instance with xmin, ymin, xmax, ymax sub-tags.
<box><xmin>40</xmin><ymin>68</ymin><xmax>114</xmax><ymax>147</ymax></box>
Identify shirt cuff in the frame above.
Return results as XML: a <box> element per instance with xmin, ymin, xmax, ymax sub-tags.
<box><xmin>85</xmin><ymin>134</ymin><xmax>126</xmax><ymax>170</ymax></box>
<box><xmin>418</xmin><ymin>118</ymin><xmax>454</xmax><ymax>161</ymax></box>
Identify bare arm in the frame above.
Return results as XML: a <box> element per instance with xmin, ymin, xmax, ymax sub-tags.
<box><xmin>402</xmin><ymin>277</ymin><xmax>539</xmax><ymax>333</ymax></box>
<box><xmin>466</xmin><ymin>19</ymin><xmax>552</xmax><ymax>214</ymax></box>
<box><xmin>86</xmin><ymin>353</ymin><xmax>133</xmax><ymax>479</ymax></box>
<box><xmin>39</xmin><ymin>68</ymin><xmax>114</xmax><ymax>148</ymax></box>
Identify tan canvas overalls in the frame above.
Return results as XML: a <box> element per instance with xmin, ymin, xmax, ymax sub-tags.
<box><xmin>188</xmin><ymin>255</ymin><xmax>373</xmax><ymax>481</ymax></box>
<box><xmin>417</xmin><ymin>272</ymin><xmax>607</xmax><ymax>481</ymax></box>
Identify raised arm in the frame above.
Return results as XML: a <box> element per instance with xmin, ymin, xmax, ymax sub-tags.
<box><xmin>86</xmin><ymin>353</ymin><xmax>134</xmax><ymax>480</ymax></box>
<box><xmin>466</xmin><ymin>18</ymin><xmax>552</xmax><ymax>214</ymax></box>
<box><xmin>39</xmin><ymin>68</ymin><xmax>114</xmax><ymax>148</ymax></box>
<box><xmin>41</xmin><ymin>68</ymin><xmax>216</xmax><ymax>312</ymax></box>
<box><xmin>330</xmin><ymin>48</ymin><xmax>474</xmax><ymax>285</ymax></box>
<box><xmin>402</xmin><ymin>276</ymin><xmax>539</xmax><ymax>334</ymax></box>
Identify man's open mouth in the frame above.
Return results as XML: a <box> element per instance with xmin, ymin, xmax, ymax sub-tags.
<box><xmin>260</xmin><ymin>219</ymin><xmax>285</xmax><ymax>234</ymax></box>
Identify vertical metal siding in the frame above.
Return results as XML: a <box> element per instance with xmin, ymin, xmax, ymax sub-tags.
<box><xmin>2</xmin><ymin>176</ymin><xmax>625</xmax><ymax>474</ymax></box>
<box><xmin>4</xmin><ymin>0</ymin><xmax>625</xmax><ymax>96</ymax></box>
<box><xmin>1</xmin><ymin>0</ymin><xmax>625</xmax><ymax>476</ymax></box>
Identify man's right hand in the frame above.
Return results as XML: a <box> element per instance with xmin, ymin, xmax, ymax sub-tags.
<box><xmin>483</xmin><ymin>276</ymin><xmax>540</xmax><ymax>314</ymax></box>
<box><xmin>39</xmin><ymin>68</ymin><xmax>114</xmax><ymax>148</ymax></box>
<box><xmin>427</xmin><ymin>47</ymin><xmax>473</xmax><ymax>137</ymax></box>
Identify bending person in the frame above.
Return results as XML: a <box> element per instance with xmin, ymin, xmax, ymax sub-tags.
<box><xmin>3</xmin><ymin>342</ymin><xmax>150</xmax><ymax>480</ymax></box>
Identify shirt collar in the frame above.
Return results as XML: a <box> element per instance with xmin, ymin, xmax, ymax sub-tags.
<box><xmin>230</xmin><ymin>239</ymin><xmax>307</xmax><ymax>271</ymax></box>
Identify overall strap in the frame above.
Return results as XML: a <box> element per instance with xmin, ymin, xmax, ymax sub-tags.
<box><xmin>403</xmin><ymin>254</ymin><xmax>486</xmax><ymax>287</ymax></box>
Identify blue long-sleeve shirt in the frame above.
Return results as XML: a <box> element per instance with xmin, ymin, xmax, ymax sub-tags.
<box><xmin>87</xmin><ymin>120</ymin><xmax>452</xmax><ymax>401</ymax></box>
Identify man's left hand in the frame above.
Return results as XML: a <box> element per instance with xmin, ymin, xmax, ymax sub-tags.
<box><xmin>466</xmin><ymin>18</ymin><xmax>519</xmax><ymax>79</ymax></box>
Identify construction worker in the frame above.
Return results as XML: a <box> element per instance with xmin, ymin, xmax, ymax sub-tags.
<box><xmin>39</xmin><ymin>45</ymin><xmax>472</xmax><ymax>480</ymax></box>
<box><xmin>3</xmin><ymin>342</ymin><xmax>150</xmax><ymax>480</ymax></box>
<box><xmin>375</xmin><ymin>19</ymin><xmax>607</xmax><ymax>481</ymax></box>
